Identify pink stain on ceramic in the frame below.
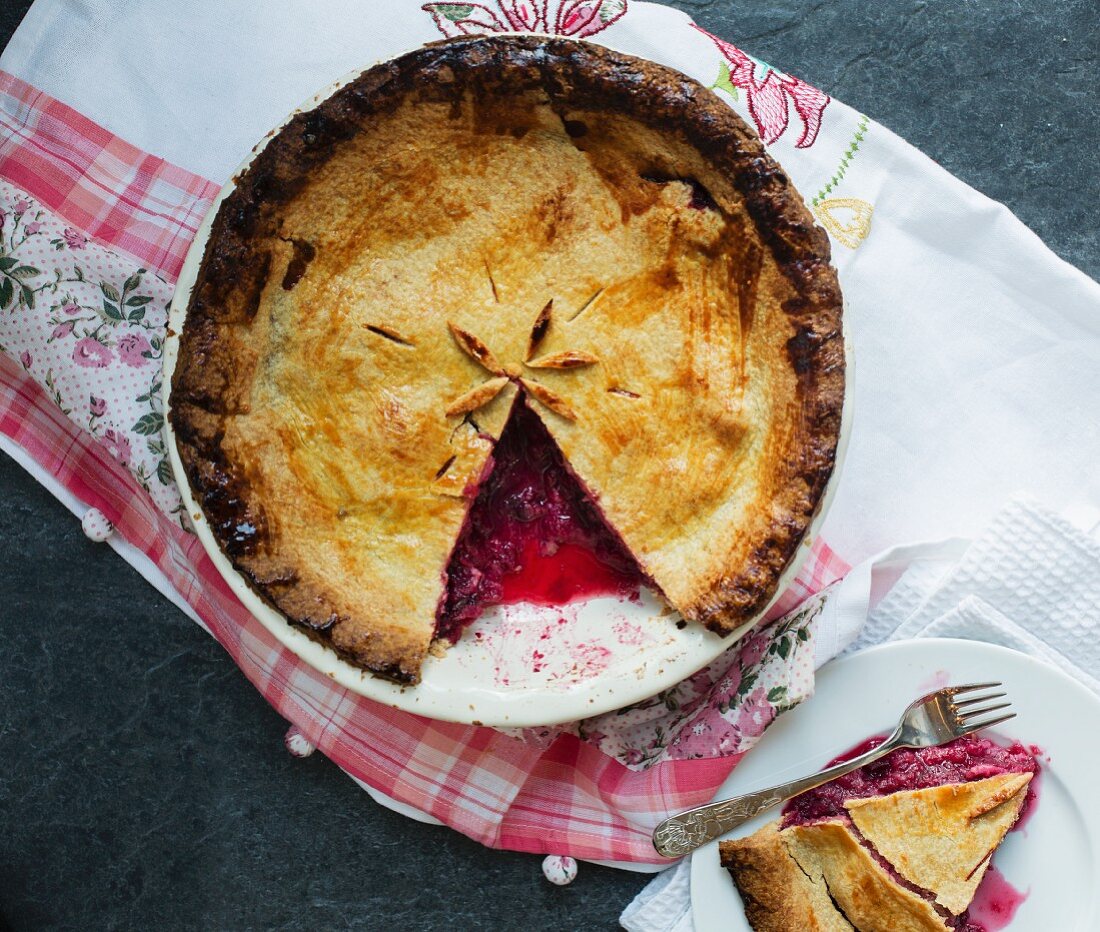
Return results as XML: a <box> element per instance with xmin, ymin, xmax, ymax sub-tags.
<box><xmin>611</xmin><ymin>619</ymin><xmax>650</xmax><ymax>647</ymax></box>
<box><xmin>967</xmin><ymin>865</ymin><xmax>1028</xmax><ymax>931</ymax></box>
<box><xmin>467</xmin><ymin>600</ymin><xmax>635</xmax><ymax>689</ymax></box>
<box><xmin>569</xmin><ymin>641</ymin><xmax>612</xmax><ymax>677</ymax></box>
<box><xmin>916</xmin><ymin>668</ymin><xmax>951</xmax><ymax>691</ymax></box>
<box><xmin>1013</xmin><ymin>746</ymin><xmax>1045</xmax><ymax>833</ymax></box>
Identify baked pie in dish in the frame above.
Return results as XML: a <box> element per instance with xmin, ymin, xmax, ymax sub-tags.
<box><xmin>169</xmin><ymin>35</ymin><xmax>844</xmax><ymax>684</ymax></box>
<box><xmin>721</xmin><ymin>735</ymin><xmax>1039</xmax><ymax>931</ymax></box>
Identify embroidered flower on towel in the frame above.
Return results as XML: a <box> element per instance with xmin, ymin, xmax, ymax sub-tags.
<box><xmin>697</xmin><ymin>26</ymin><xmax>830</xmax><ymax>148</ymax></box>
<box><xmin>423</xmin><ymin>0</ymin><xmax>627</xmax><ymax>38</ymax></box>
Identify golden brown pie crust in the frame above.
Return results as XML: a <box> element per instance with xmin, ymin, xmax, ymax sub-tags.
<box><xmin>720</xmin><ymin>775</ymin><xmax>1033</xmax><ymax>931</ymax></box>
<box><xmin>169</xmin><ymin>35</ymin><xmax>844</xmax><ymax>683</ymax></box>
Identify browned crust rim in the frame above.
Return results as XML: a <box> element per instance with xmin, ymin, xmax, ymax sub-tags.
<box><xmin>169</xmin><ymin>34</ymin><xmax>845</xmax><ymax>682</ymax></box>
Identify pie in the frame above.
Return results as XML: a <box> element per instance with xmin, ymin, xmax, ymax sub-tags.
<box><xmin>168</xmin><ymin>35</ymin><xmax>844</xmax><ymax>683</ymax></box>
<box><xmin>720</xmin><ymin>735</ymin><xmax>1039</xmax><ymax>931</ymax></box>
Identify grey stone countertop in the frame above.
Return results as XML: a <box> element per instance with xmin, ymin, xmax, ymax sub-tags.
<box><xmin>1</xmin><ymin>1</ymin><xmax>1096</xmax><ymax>929</ymax></box>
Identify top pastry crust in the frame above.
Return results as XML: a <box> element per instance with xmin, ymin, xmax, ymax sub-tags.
<box><xmin>846</xmin><ymin>772</ymin><xmax>1032</xmax><ymax>914</ymax></box>
<box><xmin>169</xmin><ymin>35</ymin><xmax>845</xmax><ymax>683</ymax></box>
<box><xmin>720</xmin><ymin>774</ymin><xmax>1033</xmax><ymax>931</ymax></box>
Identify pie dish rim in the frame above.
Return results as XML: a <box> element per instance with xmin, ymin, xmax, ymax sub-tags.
<box><xmin>161</xmin><ymin>35</ymin><xmax>851</xmax><ymax>727</ymax></box>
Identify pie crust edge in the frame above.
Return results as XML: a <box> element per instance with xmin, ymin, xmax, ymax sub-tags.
<box><xmin>168</xmin><ymin>35</ymin><xmax>845</xmax><ymax>682</ymax></box>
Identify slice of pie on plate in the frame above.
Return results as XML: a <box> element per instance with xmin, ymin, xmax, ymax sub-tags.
<box><xmin>720</xmin><ymin>736</ymin><xmax>1039</xmax><ymax>931</ymax></box>
<box><xmin>168</xmin><ymin>35</ymin><xmax>844</xmax><ymax>683</ymax></box>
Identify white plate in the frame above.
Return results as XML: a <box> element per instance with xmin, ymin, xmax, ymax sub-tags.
<box><xmin>691</xmin><ymin>638</ymin><xmax>1100</xmax><ymax>931</ymax></box>
<box><xmin>161</xmin><ymin>40</ymin><xmax>849</xmax><ymax>728</ymax></box>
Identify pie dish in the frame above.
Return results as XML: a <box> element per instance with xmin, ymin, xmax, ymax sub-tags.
<box><xmin>168</xmin><ymin>35</ymin><xmax>844</xmax><ymax>685</ymax></box>
<box><xmin>720</xmin><ymin>734</ymin><xmax>1039</xmax><ymax>931</ymax></box>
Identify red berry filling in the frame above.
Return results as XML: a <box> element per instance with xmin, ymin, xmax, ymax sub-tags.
<box><xmin>783</xmin><ymin>734</ymin><xmax>1039</xmax><ymax>827</ymax></box>
<box><xmin>435</xmin><ymin>399</ymin><xmax>645</xmax><ymax>642</ymax></box>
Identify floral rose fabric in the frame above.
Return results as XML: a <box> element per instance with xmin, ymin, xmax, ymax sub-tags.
<box><xmin>0</xmin><ymin>180</ymin><xmax>182</xmax><ymax>519</ymax></box>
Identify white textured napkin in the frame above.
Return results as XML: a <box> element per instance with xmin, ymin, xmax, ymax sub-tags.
<box><xmin>621</xmin><ymin>496</ymin><xmax>1100</xmax><ymax>931</ymax></box>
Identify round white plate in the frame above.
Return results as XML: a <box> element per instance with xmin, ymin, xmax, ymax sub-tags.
<box><xmin>161</xmin><ymin>41</ymin><xmax>849</xmax><ymax>728</ymax></box>
<box><xmin>691</xmin><ymin>638</ymin><xmax>1099</xmax><ymax>931</ymax></box>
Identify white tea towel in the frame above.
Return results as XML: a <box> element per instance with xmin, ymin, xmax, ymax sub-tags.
<box><xmin>621</xmin><ymin>496</ymin><xmax>1100</xmax><ymax>930</ymax></box>
<box><xmin>876</xmin><ymin>497</ymin><xmax>1100</xmax><ymax>694</ymax></box>
<box><xmin>620</xmin><ymin>859</ymin><xmax>693</xmax><ymax>932</ymax></box>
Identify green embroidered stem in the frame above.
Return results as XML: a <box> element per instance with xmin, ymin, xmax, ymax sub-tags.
<box><xmin>812</xmin><ymin>113</ymin><xmax>869</xmax><ymax>206</ymax></box>
<box><xmin>711</xmin><ymin>61</ymin><xmax>739</xmax><ymax>100</ymax></box>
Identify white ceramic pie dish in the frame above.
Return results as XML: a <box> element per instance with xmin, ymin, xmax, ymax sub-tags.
<box><xmin>161</xmin><ymin>40</ymin><xmax>852</xmax><ymax>727</ymax></box>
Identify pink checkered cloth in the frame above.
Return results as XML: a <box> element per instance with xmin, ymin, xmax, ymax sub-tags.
<box><xmin>0</xmin><ymin>67</ymin><xmax>849</xmax><ymax>863</ymax></box>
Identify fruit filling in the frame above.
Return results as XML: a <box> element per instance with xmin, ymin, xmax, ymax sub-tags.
<box><xmin>783</xmin><ymin>734</ymin><xmax>1039</xmax><ymax>828</ymax></box>
<box><xmin>783</xmin><ymin>735</ymin><xmax>1039</xmax><ymax>932</ymax></box>
<box><xmin>435</xmin><ymin>399</ymin><xmax>645</xmax><ymax>642</ymax></box>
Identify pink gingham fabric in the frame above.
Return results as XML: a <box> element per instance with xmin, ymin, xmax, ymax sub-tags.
<box><xmin>0</xmin><ymin>71</ymin><xmax>216</xmax><ymax>280</ymax></box>
<box><xmin>0</xmin><ymin>67</ymin><xmax>849</xmax><ymax>863</ymax></box>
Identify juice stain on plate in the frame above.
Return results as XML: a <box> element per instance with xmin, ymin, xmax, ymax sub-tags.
<box><xmin>967</xmin><ymin>865</ymin><xmax>1028</xmax><ymax>931</ymax></box>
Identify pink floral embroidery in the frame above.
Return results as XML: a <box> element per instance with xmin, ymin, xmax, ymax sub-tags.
<box><xmin>102</xmin><ymin>428</ymin><xmax>132</xmax><ymax>468</ymax></box>
<box><xmin>89</xmin><ymin>395</ymin><xmax>107</xmax><ymax>418</ymax></box>
<box><xmin>72</xmin><ymin>336</ymin><xmax>112</xmax><ymax>368</ymax></box>
<box><xmin>12</xmin><ymin>199</ymin><xmax>30</xmax><ymax>214</ymax></box>
<box><xmin>697</xmin><ymin>26</ymin><xmax>830</xmax><ymax>148</ymax></box>
<box><xmin>51</xmin><ymin>320</ymin><xmax>75</xmax><ymax>340</ymax></box>
<box><xmin>24</xmin><ymin>221</ymin><xmax>42</xmax><ymax>235</ymax></box>
<box><xmin>62</xmin><ymin>227</ymin><xmax>87</xmax><ymax>249</ymax></box>
<box><xmin>423</xmin><ymin>0</ymin><xmax>626</xmax><ymax>38</ymax></box>
<box><xmin>19</xmin><ymin>350</ymin><xmax>31</xmax><ymax>370</ymax></box>
<box><xmin>117</xmin><ymin>332</ymin><xmax>152</xmax><ymax>367</ymax></box>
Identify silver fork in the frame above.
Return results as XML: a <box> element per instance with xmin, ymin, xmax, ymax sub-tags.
<box><xmin>651</xmin><ymin>682</ymin><xmax>1014</xmax><ymax>859</ymax></box>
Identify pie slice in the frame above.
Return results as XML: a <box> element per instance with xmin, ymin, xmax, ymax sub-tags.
<box><xmin>719</xmin><ymin>736</ymin><xmax>1038</xmax><ymax>932</ymax></box>
<box><xmin>169</xmin><ymin>35</ymin><xmax>844</xmax><ymax>683</ymax></box>
<box><xmin>846</xmin><ymin>773</ymin><xmax>1032</xmax><ymax>915</ymax></box>
<box><xmin>718</xmin><ymin>822</ymin><xmax>857</xmax><ymax>932</ymax></box>
<box><xmin>783</xmin><ymin>820</ymin><xmax>951</xmax><ymax>932</ymax></box>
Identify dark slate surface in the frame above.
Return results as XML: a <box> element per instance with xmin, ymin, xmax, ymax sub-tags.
<box><xmin>0</xmin><ymin>2</ymin><xmax>1096</xmax><ymax>929</ymax></box>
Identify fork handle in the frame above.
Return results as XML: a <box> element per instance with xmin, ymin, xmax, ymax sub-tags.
<box><xmin>651</xmin><ymin>730</ymin><xmax>903</xmax><ymax>858</ymax></box>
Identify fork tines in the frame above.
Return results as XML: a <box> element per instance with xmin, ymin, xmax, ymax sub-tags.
<box><xmin>947</xmin><ymin>682</ymin><xmax>1015</xmax><ymax>735</ymax></box>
